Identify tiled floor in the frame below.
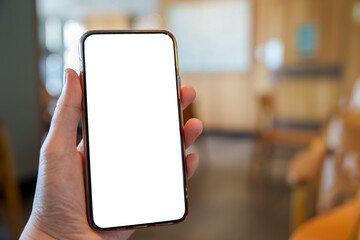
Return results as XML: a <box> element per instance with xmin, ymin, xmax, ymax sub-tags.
<box><xmin>132</xmin><ymin>134</ymin><xmax>291</xmax><ymax>240</ymax></box>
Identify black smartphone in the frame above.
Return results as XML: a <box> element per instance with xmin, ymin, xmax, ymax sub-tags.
<box><xmin>79</xmin><ymin>30</ymin><xmax>187</xmax><ymax>230</ymax></box>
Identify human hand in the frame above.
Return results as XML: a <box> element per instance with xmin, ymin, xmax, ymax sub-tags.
<box><xmin>20</xmin><ymin>69</ymin><xmax>203</xmax><ymax>240</ymax></box>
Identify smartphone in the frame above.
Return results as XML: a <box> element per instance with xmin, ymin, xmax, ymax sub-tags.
<box><xmin>79</xmin><ymin>30</ymin><xmax>187</xmax><ymax>230</ymax></box>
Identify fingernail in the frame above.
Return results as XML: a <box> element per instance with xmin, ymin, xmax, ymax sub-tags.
<box><xmin>63</xmin><ymin>69</ymin><xmax>68</xmax><ymax>85</ymax></box>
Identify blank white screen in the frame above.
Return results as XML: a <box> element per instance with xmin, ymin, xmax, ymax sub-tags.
<box><xmin>83</xmin><ymin>32</ymin><xmax>186</xmax><ymax>229</ymax></box>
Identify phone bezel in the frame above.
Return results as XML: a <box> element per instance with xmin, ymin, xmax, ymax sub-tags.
<box><xmin>79</xmin><ymin>30</ymin><xmax>188</xmax><ymax>231</ymax></box>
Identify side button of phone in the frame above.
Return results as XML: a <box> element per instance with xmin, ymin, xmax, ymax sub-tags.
<box><xmin>177</xmin><ymin>75</ymin><xmax>181</xmax><ymax>100</ymax></box>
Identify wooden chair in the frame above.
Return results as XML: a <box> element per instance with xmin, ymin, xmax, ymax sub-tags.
<box><xmin>288</xmin><ymin>112</ymin><xmax>360</xmax><ymax>236</ymax></box>
<box><xmin>0</xmin><ymin>116</ymin><xmax>23</xmax><ymax>239</ymax></box>
<box><xmin>290</xmin><ymin>195</ymin><xmax>360</xmax><ymax>240</ymax></box>
<box><xmin>290</xmin><ymin>153</ymin><xmax>360</xmax><ymax>240</ymax></box>
<box><xmin>287</xmin><ymin>136</ymin><xmax>328</xmax><ymax>231</ymax></box>
<box><xmin>248</xmin><ymin>93</ymin><xmax>318</xmax><ymax>185</ymax></box>
<box><xmin>287</xmin><ymin>77</ymin><xmax>360</xmax><ymax>233</ymax></box>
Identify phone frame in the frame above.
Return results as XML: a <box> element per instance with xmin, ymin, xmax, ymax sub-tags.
<box><xmin>79</xmin><ymin>30</ymin><xmax>188</xmax><ymax>231</ymax></box>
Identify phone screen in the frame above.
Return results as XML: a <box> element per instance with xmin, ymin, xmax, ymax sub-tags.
<box><xmin>81</xmin><ymin>31</ymin><xmax>187</xmax><ymax>229</ymax></box>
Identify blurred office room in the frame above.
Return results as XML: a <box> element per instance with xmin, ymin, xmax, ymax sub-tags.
<box><xmin>1</xmin><ymin>0</ymin><xmax>360</xmax><ymax>239</ymax></box>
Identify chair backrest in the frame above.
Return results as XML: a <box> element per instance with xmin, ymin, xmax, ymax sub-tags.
<box><xmin>325</xmin><ymin>112</ymin><xmax>360</xmax><ymax>154</ymax></box>
<box><xmin>256</xmin><ymin>93</ymin><xmax>275</xmax><ymax>135</ymax></box>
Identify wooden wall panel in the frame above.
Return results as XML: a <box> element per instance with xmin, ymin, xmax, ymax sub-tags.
<box><xmin>181</xmin><ymin>74</ymin><xmax>257</xmax><ymax>131</ymax></box>
<box><xmin>284</xmin><ymin>0</ymin><xmax>347</xmax><ymax>64</ymax></box>
<box><xmin>83</xmin><ymin>13</ymin><xmax>131</xmax><ymax>30</ymax></box>
<box><xmin>342</xmin><ymin>0</ymin><xmax>360</xmax><ymax>97</ymax></box>
<box><xmin>160</xmin><ymin>0</ymin><xmax>359</xmax><ymax>131</ymax></box>
<box><xmin>275</xmin><ymin>79</ymin><xmax>340</xmax><ymax>122</ymax></box>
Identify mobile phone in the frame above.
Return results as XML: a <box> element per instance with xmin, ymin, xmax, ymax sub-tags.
<box><xmin>79</xmin><ymin>30</ymin><xmax>187</xmax><ymax>230</ymax></box>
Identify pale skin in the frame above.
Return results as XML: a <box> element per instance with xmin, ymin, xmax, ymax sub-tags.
<box><xmin>20</xmin><ymin>69</ymin><xmax>203</xmax><ymax>240</ymax></box>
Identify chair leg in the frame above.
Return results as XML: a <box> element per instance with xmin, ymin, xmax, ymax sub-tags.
<box><xmin>247</xmin><ymin>137</ymin><xmax>271</xmax><ymax>186</ymax></box>
<box><xmin>290</xmin><ymin>184</ymin><xmax>309</xmax><ymax>233</ymax></box>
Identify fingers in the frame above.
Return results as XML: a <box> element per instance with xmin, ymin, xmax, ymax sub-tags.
<box><xmin>186</xmin><ymin>153</ymin><xmax>199</xmax><ymax>179</ymax></box>
<box><xmin>180</xmin><ymin>85</ymin><xmax>196</xmax><ymax>110</ymax></box>
<box><xmin>46</xmin><ymin>69</ymin><xmax>82</xmax><ymax>148</ymax></box>
<box><xmin>181</xmin><ymin>87</ymin><xmax>201</xmax><ymax>178</ymax></box>
<box><xmin>184</xmin><ymin>118</ymin><xmax>203</xmax><ymax>149</ymax></box>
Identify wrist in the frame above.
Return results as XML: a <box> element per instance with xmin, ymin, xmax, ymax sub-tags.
<box><xmin>20</xmin><ymin>216</ymin><xmax>58</xmax><ymax>240</ymax></box>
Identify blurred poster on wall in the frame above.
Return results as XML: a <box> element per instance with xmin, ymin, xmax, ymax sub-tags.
<box><xmin>297</xmin><ymin>24</ymin><xmax>317</xmax><ymax>56</ymax></box>
<box><xmin>168</xmin><ymin>1</ymin><xmax>252</xmax><ymax>73</ymax></box>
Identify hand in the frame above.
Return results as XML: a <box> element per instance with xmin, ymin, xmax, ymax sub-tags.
<box><xmin>20</xmin><ymin>69</ymin><xmax>203</xmax><ymax>240</ymax></box>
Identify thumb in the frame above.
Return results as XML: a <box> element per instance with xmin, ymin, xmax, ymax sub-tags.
<box><xmin>46</xmin><ymin>69</ymin><xmax>82</xmax><ymax>150</ymax></box>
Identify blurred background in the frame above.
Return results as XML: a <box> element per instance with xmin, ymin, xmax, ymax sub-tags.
<box><xmin>1</xmin><ymin>0</ymin><xmax>360</xmax><ymax>239</ymax></box>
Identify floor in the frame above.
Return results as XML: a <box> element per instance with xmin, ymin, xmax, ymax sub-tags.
<box><xmin>1</xmin><ymin>133</ymin><xmax>293</xmax><ymax>240</ymax></box>
<box><xmin>132</xmin><ymin>134</ymin><xmax>291</xmax><ymax>240</ymax></box>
